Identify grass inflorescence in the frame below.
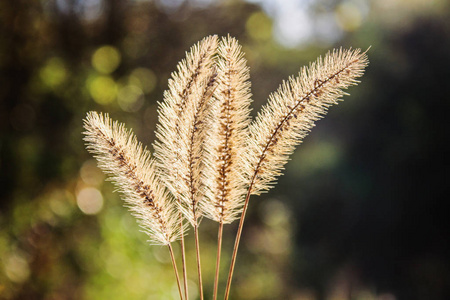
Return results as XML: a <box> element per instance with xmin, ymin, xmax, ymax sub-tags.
<box><xmin>83</xmin><ymin>35</ymin><xmax>368</xmax><ymax>300</ymax></box>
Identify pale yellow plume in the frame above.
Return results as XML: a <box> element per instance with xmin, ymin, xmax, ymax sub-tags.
<box><xmin>83</xmin><ymin>111</ymin><xmax>181</xmax><ymax>245</ymax></box>
<box><xmin>246</xmin><ymin>48</ymin><xmax>369</xmax><ymax>195</ymax></box>
<box><xmin>202</xmin><ymin>36</ymin><xmax>253</xmax><ymax>224</ymax></box>
<box><xmin>153</xmin><ymin>35</ymin><xmax>219</xmax><ymax>226</ymax></box>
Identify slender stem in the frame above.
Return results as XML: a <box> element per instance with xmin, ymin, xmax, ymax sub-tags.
<box><xmin>194</xmin><ymin>224</ymin><xmax>204</xmax><ymax>300</ymax></box>
<box><xmin>180</xmin><ymin>214</ymin><xmax>188</xmax><ymax>300</ymax></box>
<box><xmin>223</xmin><ymin>179</ymin><xmax>254</xmax><ymax>300</ymax></box>
<box><xmin>168</xmin><ymin>243</ymin><xmax>184</xmax><ymax>300</ymax></box>
<box><xmin>213</xmin><ymin>221</ymin><xmax>224</xmax><ymax>300</ymax></box>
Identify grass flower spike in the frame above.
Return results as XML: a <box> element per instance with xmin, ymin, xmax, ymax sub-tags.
<box><xmin>83</xmin><ymin>111</ymin><xmax>180</xmax><ymax>245</ymax></box>
<box><xmin>154</xmin><ymin>35</ymin><xmax>219</xmax><ymax>226</ymax></box>
<box><xmin>202</xmin><ymin>36</ymin><xmax>253</xmax><ymax>225</ymax></box>
<box><xmin>246</xmin><ymin>48</ymin><xmax>369</xmax><ymax>195</ymax></box>
<box><xmin>83</xmin><ymin>112</ymin><xmax>184</xmax><ymax>298</ymax></box>
<box><xmin>224</xmin><ymin>47</ymin><xmax>369</xmax><ymax>299</ymax></box>
<box><xmin>82</xmin><ymin>35</ymin><xmax>369</xmax><ymax>300</ymax></box>
<box><xmin>153</xmin><ymin>35</ymin><xmax>219</xmax><ymax>300</ymax></box>
<box><xmin>200</xmin><ymin>36</ymin><xmax>253</xmax><ymax>300</ymax></box>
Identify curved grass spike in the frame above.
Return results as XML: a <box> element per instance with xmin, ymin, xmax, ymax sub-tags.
<box><xmin>154</xmin><ymin>35</ymin><xmax>219</xmax><ymax>217</ymax></box>
<box><xmin>224</xmin><ymin>47</ymin><xmax>369</xmax><ymax>300</ymax></box>
<box><xmin>82</xmin><ymin>111</ymin><xmax>184</xmax><ymax>299</ymax></box>
<box><xmin>200</xmin><ymin>36</ymin><xmax>253</xmax><ymax>300</ymax></box>
<box><xmin>153</xmin><ymin>35</ymin><xmax>219</xmax><ymax>300</ymax></box>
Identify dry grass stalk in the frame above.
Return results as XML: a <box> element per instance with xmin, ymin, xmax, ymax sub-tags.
<box><xmin>83</xmin><ymin>111</ymin><xmax>181</xmax><ymax>245</ymax></box>
<box><xmin>83</xmin><ymin>35</ymin><xmax>368</xmax><ymax>300</ymax></box>
<box><xmin>154</xmin><ymin>35</ymin><xmax>219</xmax><ymax>226</ymax></box>
<box><xmin>246</xmin><ymin>47</ymin><xmax>369</xmax><ymax>195</ymax></box>
<box><xmin>199</xmin><ymin>36</ymin><xmax>253</xmax><ymax>300</ymax></box>
<box><xmin>202</xmin><ymin>35</ymin><xmax>252</xmax><ymax>224</ymax></box>
<box><xmin>224</xmin><ymin>47</ymin><xmax>369</xmax><ymax>300</ymax></box>
<box><xmin>82</xmin><ymin>111</ymin><xmax>183</xmax><ymax>299</ymax></box>
<box><xmin>153</xmin><ymin>35</ymin><xmax>219</xmax><ymax>300</ymax></box>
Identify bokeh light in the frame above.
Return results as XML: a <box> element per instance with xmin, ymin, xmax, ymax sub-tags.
<box><xmin>77</xmin><ymin>187</ymin><xmax>104</xmax><ymax>215</ymax></box>
<box><xmin>87</xmin><ymin>75</ymin><xmax>118</xmax><ymax>104</ymax></box>
<box><xmin>335</xmin><ymin>1</ymin><xmax>363</xmax><ymax>32</ymax></box>
<box><xmin>48</xmin><ymin>189</ymin><xmax>75</xmax><ymax>218</ymax></box>
<box><xmin>39</xmin><ymin>57</ymin><xmax>67</xmax><ymax>89</ymax></box>
<box><xmin>246</xmin><ymin>11</ymin><xmax>272</xmax><ymax>41</ymax></box>
<box><xmin>129</xmin><ymin>68</ymin><xmax>157</xmax><ymax>94</ymax></box>
<box><xmin>92</xmin><ymin>46</ymin><xmax>121</xmax><ymax>74</ymax></box>
<box><xmin>4</xmin><ymin>251</ymin><xmax>30</xmax><ymax>284</ymax></box>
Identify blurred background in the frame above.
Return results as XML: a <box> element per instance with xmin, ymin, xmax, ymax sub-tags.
<box><xmin>1</xmin><ymin>0</ymin><xmax>449</xmax><ymax>299</ymax></box>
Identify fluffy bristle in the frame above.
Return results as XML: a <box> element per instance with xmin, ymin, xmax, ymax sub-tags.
<box><xmin>202</xmin><ymin>36</ymin><xmax>253</xmax><ymax>224</ymax></box>
<box><xmin>153</xmin><ymin>35</ymin><xmax>219</xmax><ymax>226</ymax></box>
<box><xmin>246</xmin><ymin>48</ymin><xmax>369</xmax><ymax>195</ymax></box>
<box><xmin>83</xmin><ymin>111</ymin><xmax>181</xmax><ymax>245</ymax></box>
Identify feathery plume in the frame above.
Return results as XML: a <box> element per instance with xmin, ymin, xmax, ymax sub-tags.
<box><xmin>83</xmin><ymin>111</ymin><xmax>181</xmax><ymax>245</ymax></box>
<box><xmin>82</xmin><ymin>36</ymin><xmax>369</xmax><ymax>300</ymax></box>
<box><xmin>245</xmin><ymin>48</ymin><xmax>369</xmax><ymax>195</ymax></box>
<box><xmin>199</xmin><ymin>36</ymin><xmax>254</xmax><ymax>300</ymax></box>
<box><xmin>153</xmin><ymin>35</ymin><xmax>219</xmax><ymax>300</ymax></box>
<box><xmin>202</xmin><ymin>36</ymin><xmax>253</xmax><ymax>224</ymax></box>
<box><xmin>154</xmin><ymin>35</ymin><xmax>219</xmax><ymax>226</ymax></box>
<box><xmin>224</xmin><ymin>48</ymin><xmax>369</xmax><ymax>300</ymax></box>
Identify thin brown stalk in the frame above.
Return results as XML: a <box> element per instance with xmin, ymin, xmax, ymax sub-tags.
<box><xmin>223</xmin><ymin>185</ymin><xmax>252</xmax><ymax>300</ymax></box>
<box><xmin>213</xmin><ymin>222</ymin><xmax>224</xmax><ymax>300</ymax></box>
<box><xmin>194</xmin><ymin>225</ymin><xmax>203</xmax><ymax>300</ymax></box>
<box><xmin>179</xmin><ymin>212</ymin><xmax>188</xmax><ymax>300</ymax></box>
<box><xmin>168</xmin><ymin>243</ymin><xmax>184</xmax><ymax>300</ymax></box>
